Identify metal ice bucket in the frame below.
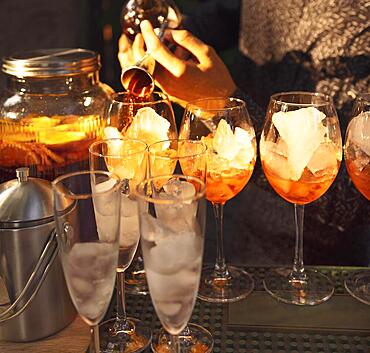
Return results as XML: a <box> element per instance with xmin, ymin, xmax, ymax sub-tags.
<box><xmin>0</xmin><ymin>168</ymin><xmax>76</xmax><ymax>342</ymax></box>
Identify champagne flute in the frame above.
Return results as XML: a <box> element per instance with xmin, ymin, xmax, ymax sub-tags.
<box><xmin>148</xmin><ymin>139</ymin><xmax>213</xmax><ymax>352</ymax></box>
<box><xmin>104</xmin><ymin>91</ymin><xmax>178</xmax><ymax>296</ymax></box>
<box><xmin>260</xmin><ymin>91</ymin><xmax>342</xmax><ymax>305</ymax></box>
<box><xmin>344</xmin><ymin>92</ymin><xmax>370</xmax><ymax>305</ymax></box>
<box><xmin>89</xmin><ymin>138</ymin><xmax>151</xmax><ymax>352</ymax></box>
<box><xmin>180</xmin><ymin>97</ymin><xmax>257</xmax><ymax>303</ymax></box>
<box><xmin>52</xmin><ymin>171</ymin><xmax>121</xmax><ymax>353</ymax></box>
<box><xmin>135</xmin><ymin>174</ymin><xmax>207</xmax><ymax>353</ymax></box>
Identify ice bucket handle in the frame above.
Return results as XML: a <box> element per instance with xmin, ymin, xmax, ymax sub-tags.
<box><xmin>0</xmin><ymin>229</ymin><xmax>59</xmax><ymax>323</ymax></box>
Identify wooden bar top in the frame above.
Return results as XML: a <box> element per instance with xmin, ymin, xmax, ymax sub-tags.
<box><xmin>0</xmin><ymin>276</ymin><xmax>90</xmax><ymax>352</ymax></box>
<box><xmin>0</xmin><ymin>316</ymin><xmax>90</xmax><ymax>353</ymax></box>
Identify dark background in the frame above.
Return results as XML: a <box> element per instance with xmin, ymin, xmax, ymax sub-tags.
<box><xmin>0</xmin><ymin>0</ymin><xmax>203</xmax><ymax>93</ymax></box>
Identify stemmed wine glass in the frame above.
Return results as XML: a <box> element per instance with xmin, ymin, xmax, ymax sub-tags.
<box><xmin>344</xmin><ymin>92</ymin><xmax>370</xmax><ymax>305</ymax></box>
<box><xmin>180</xmin><ymin>97</ymin><xmax>257</xmax><ymax>303</ymax></box>
<box><xmin>148</xmin><ymin>139</ymin><xmax>213</xmax><ymax>352</ymax></box>
<box><xmin>89</xmin><ymin>138</ymin><xmax>151</xmax><ymax>352</ymax></box>
<box><xmin>135</xmin><ymin>174</ymin><xmax>207</xmax><ymax>353</ymax></box>
<box><xmin>104</xmin><ymin>91</ymin><xmax>178</xmax><ymax>296</ymax></box>
<box><xmin>52</xmin><ymin>171</ymin><xmax>121</xmax><ymax>353</ymax></box>
<box><xmin>260</xmin><ymin>91</ymin><xmax>342</xmax><ymax>305</ymax></box>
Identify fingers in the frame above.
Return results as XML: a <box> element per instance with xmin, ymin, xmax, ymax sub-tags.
<box><xmin>132</xmin><ymin>33</ymin><xmax>146</xmax><ymax>62</ymax></box>
<box><xmin>118</xmin><ymin>34</ymin><xmax>130</xmax><ymax>53</ymax></box>
<box><xmin>140</xmin><ymin>20</ymin><xmax>186</xmax><ymax>77</ymax></box>
<box><xmin>171</xmin><ymin>30</ymin><xmax>213</xmax><ymax>66</ymax></box>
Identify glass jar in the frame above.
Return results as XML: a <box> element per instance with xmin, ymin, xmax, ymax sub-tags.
<box><xmin>0</xmin><ymin>48</ymin><xmax>113</xmax><ymax>183</ymax></box>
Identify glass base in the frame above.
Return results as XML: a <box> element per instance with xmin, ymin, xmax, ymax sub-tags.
<box><xmin>125</xmin><ymin>269</ymin><xmax>149</xmax><ymax>296</ymax></box>
<box><xmin>198</xmin><ymin>265</ymin><xmax>254</xmax><ymax>303</ymax></box>
<box><xmin>151</xmin><ymin>323</ymin><xmax>213</xmax><ymax>353</ymax></box>
<box><xmin>99</xmin><ymin>317</ymin><xmax>151</xmax><ymax>353</ymax></box>
<box><xmin>345</xmin><ymin>271</ymin><xmax>370</xmax><ymax>305</ymax></box>
<box><xmin>263</xmin><ymin>267</ymin><xmax>334</xmax><ymax>306</ymax></box>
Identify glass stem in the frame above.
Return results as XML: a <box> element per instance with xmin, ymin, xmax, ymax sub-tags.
<box><xmin>170</xmin><ymin>334</ymin><xmax>181</xmax><ymax>353</ymax></box>
<box><xmin>291</xmin><ymin>204</ymin><xmax>307</xmax><ymax>282</ymax></box>
<box><xmin>113</xmin><ymin>271</ymin><xmax>132</xmax><ymax>333</ymax></box>
<box><xmin>90</xmin><ymin>325</ymin><xmax>100</xmax><ymax>353</ymax></box>
<box><xmin>213</xmin><ymin>202</ymin><xmax>229</xmax><ymax>278</ymax></box>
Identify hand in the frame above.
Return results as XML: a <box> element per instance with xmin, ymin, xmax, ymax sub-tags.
<box><xmin>118</xmin><ymin>33</ymin><xmax>146</xmax><ymax>69</ymax></box>
<box><xmin>139</xmin><ymin>20</ymin><xmax>237</xmax><ymax>106</ymax></box>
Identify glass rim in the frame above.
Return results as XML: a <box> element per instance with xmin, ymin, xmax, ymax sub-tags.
<box><xmin>89</xmin><ymin>137</ymin><xmax>148</xmax><ymax>159</ymax></box>
<box><xmin>270</xmin><ymin>91</ymin><xmax>334</xmax><ymax>107</ymax></box>
<box><xmin>184</xmin><ymin>96</ymin><xmax>246</xmax><ymax>113</ymax></box>
<box><xmin>148</xmin><ymin>139</ymin><xmax>207</xmax><ymax>159</ymax></box>
<box><xmin>52</xmin><ymin>170</ymin><xmax>122</xmax><ymax>200</ymax></box>
<box><xmin>111</xmin><ymin>91</ymin><xmax>170</xmax><ymax>105</ymax></box>
<box><xmin>134</xmin><ymin>174</ymin><xmax>206</xmax><ymax>205</ymax></box>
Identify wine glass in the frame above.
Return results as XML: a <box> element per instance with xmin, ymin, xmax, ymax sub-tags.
<box><xmin>104</xmin><ymin>91</ymin><xmax>178</xmax><ymax>296</ymax></box>
<box><xmin>180</xmin><ymin>97</ymin><xmax>257</xmax><ymax>303</ymax></box>
<box><xmin>344</xmin><ymin>92</ymin><xmax>370</xmax><ymax>305</ymax></box>
<box><xmin>148</xmin><ymin>139</ymin><xmax>207</xmax><ymax>179</ymax></box>
<box><xmin>135</xmin><ymin>174</ymin><xmax>207</xmax><ymax>353</ymax></box>
<box><xmin>89</xmin><ymin>138</ymin><xmax>151</xmax><ymax>352</ymax></box>
<box><xmin>260</xmin><ymin>91</ymin><xmax>342</xmax><ymax>305</ymax></box>
<box><xmin>148</xmin><ymin>139</ymin><xmax>213</xmax><ymax>352</ymax></box>
<box><xmin>52</xmin><ymin>171</ymin><xmax>121</xmax><ymax>353</ymax></box>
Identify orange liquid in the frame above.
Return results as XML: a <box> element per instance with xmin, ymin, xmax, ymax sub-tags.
<box><xmin>0</xmin><ymin>114</ymin><xmax>102</xmax><ymax>182</ymax></box>
<box><xmin>206</xmin><ymin>167</ymin><xmax>254</xmax><ymax>204</ymax></box>
<box><xmin>346</xmin><ymin>160</ymin><xmax>370</xmax><ymax>200</ymax></box>
<box><xmin>262</xmin><ymin>161</ymin><xmax>338</xmax><ymax>205</ymax></box>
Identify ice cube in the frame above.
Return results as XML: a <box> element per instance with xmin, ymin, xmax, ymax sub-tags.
<box><xmin>353</xmin><ymin>145</ymin><xmax>370</xmax><ymax>171</ymax></box>
<box><xmin>272</xmin><ymin>107</ymin><xmax>327</xmax><ymax>180</ymax></box>
<box><xmin>307</xmin><ymin>141</ymin><xmax>339</xmax><ymax>174</ymax></box>
<box><xmin>162</xmin><ymin>179</ymin><xmax>196</xmax><ymax>200</ymax></box>
<box><xmin>92</xmin><ymin>179</ymin><xmax>120</xmax><ymax>242</ymax></box>
<box><xmin>213</xmin><ymin>119</ymin><xmax>239</xmax><ymax>160</ymax></box>
<box><xmin>103</xmin><ymin>126</ymin><xmax>123</xmax><ymax>139</ymax></box>
<box><xmin>125</xmin><ymin>107</ymin><xmax>170</xmax><ymax>146</ymax></box>
<box><xmin>211</xmin><ymin>119</ymin><xmax>255</xmax><ymax>169</ymax></box>
<box><xmin>140</xmin><ymin>213</ymin><xmax>168</xmax><ymax>243</ymax></box>
<box><xmin>148</xmin><ymin>232</ymin><xmax>202</xmax><ymax>275</ymax></box>
<box><xmin>347</xmin><ymin>112</ymin><xmax>370</xmax><ymax>156</ymax></box>
<box><xmin>261</xmin><ymin>139</ymin><xmax>294</xmax><ymax>181</ymax></box>
<box><xmin>120</xmin><ymin>214</ymin><xmax>140</xmax><ymax>248</ymax></box>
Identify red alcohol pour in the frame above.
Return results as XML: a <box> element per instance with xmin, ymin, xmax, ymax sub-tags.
<box><xmin>262</xmin><ymin>161</ymin><xmax>339</xmax><ymax>205</ymax></box>
<box><xmin>121</xmin><ymin>66</ymin><xmax>155</xmax><ymax>98</ymax></box>
<box><xmin>346</xmin><ymin>159</ymin><xmax>370</xmax><ymax>200</ymax></box>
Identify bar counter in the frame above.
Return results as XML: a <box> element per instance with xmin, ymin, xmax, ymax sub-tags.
<box><xmin>1</xmin><ymin>266</ymin><xmax>369</xmax><ymax>352</ymax></box>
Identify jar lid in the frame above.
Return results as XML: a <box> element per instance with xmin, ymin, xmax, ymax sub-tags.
<box><xmin>0</xmin><ymin>168</ymin><xmax>70</xmax><ymax>229</ymax></box>
<box><xmin>2</xmin><ymin>48</ymin><xmax>101</xmax><ymax>78</ymax></box>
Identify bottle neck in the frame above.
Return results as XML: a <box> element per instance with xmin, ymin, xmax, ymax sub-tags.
<box><xmin>6</xmin><ymin>71</ymin><xmax>100</xmax><ymax>95</ymax></box>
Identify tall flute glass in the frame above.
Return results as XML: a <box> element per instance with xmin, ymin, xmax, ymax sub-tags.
<box><xmin>135</xmin><ymin>174</ymin><xmax>207</xmax><ymax>353</ymax></box>
<box><xmin>260</xmin><ymin>91</ymin><xmax>342</xmax><ymax>305</ymax></box>
<box><xmin>89</xmin><ymin>138</ymin><xmax>151</xmax><ymax>352</ymax></box>
<box><xmin>105</xmin><ymin>91</ymin><xmax>177</xmax><ymax>296</ymax></box>
<box><xmin>52</xmin><ymin>171</ymin><xmax>121</xmax><ymax>353</ymax></box>
<box><xmin>180</xmin><ymin>97</ymin><xmax>257</xmax><ymax>303</ymax></box>
<box><xmin>344</xmin><ymin>92</ymin><xmax>370</xmax><ymax>305</ymax></box>
<box><xmin>148</xmin><ymin>140</ymin><xmax>213</xmax><ymax>353</ymax></box>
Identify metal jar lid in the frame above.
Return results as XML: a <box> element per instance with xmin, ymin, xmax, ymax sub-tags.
<box><xmin>0</xmin><ymin>168</ymin><xmax>59</xmax><ymax>229</ymax></box>
<box><xmin>2</xmin><ymin>48</ymin><xmax>101</xmax><ymax>78</ymax></box>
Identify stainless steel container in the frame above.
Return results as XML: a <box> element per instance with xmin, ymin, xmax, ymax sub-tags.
<box><xmin>0</xmin><ymin>167</ymin><xmax>76</xmax><ymax>342</ymax></box>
